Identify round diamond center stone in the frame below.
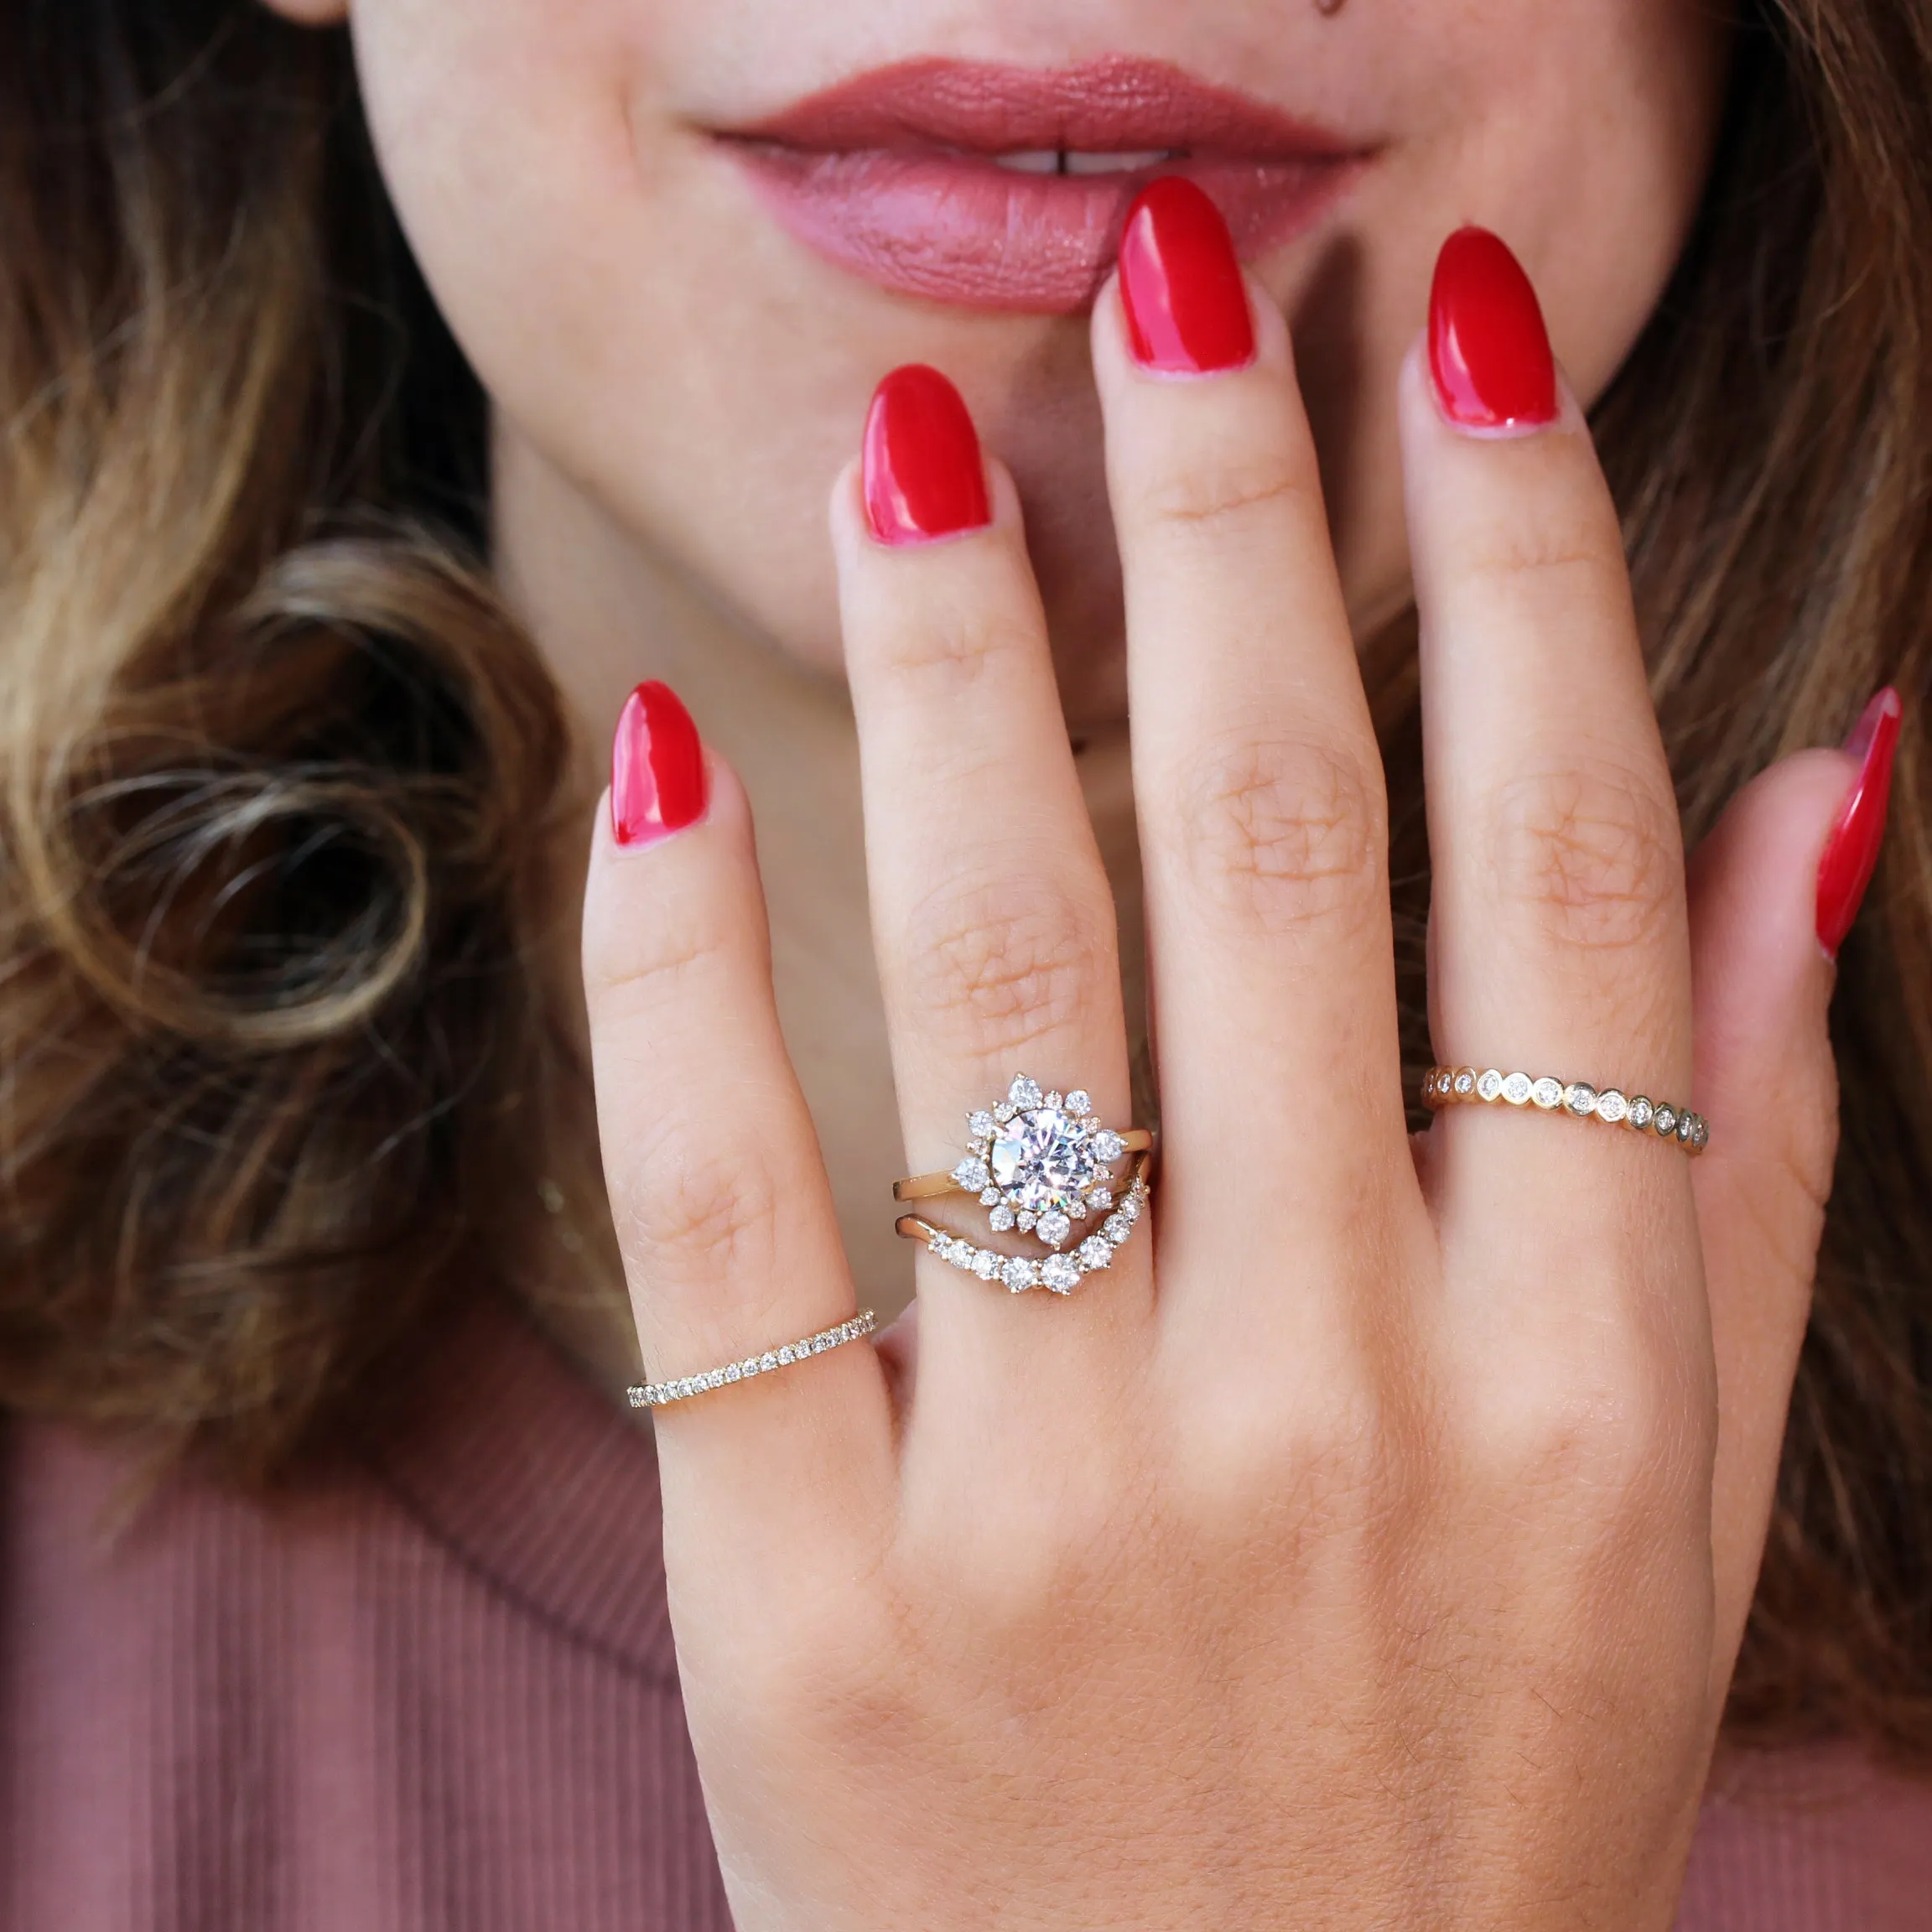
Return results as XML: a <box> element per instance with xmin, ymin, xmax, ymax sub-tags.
<box><xmin>989</xmin><ymin>1107</ymin><xmax>1098</xmax><ymax>1213</ymax></box>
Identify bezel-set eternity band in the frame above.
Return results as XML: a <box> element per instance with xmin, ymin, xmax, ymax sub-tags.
<box><xmin>627</xmin><ymin>1310</ymin><xmax>878</xmax><ymax>1410</ymax></box>
<box><xmin>1422</xmin><ymin>1064</ymin><xmax>1708</xmax><ymax>1153</ymax></box>
<box><xmin>892</xmin><ymin>1072</ymin><xmax>1156</xmax><ymax>1294</ymax></box>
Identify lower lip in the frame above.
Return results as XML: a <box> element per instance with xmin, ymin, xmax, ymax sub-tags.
<box><xmin>727</xmin><ymin>146</ymin><xmax>1362</xmax><ymax>313</ymax></box>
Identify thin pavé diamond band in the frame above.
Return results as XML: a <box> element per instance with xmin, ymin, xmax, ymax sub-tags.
<box><xmin>1422</xmin><ymin>1065</ymin><xmax>1708</xmax><ymax>1154</ymax></box>
<box><xmin>627</xmin><ymin>1310</ymin><xmax>878</xmax><ymax>1410</ymax></box>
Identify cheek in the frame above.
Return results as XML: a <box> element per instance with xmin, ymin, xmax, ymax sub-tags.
<box><xmin>1425</xmin><ymin>0</ymin><xmax>1729</xmax><ymax>397</ymax></box>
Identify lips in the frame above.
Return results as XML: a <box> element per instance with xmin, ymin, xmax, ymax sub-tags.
<box><xmin>718</xmin><ymin>56</ymin><xmax>1371</xmax><ymax>313</ymax></box>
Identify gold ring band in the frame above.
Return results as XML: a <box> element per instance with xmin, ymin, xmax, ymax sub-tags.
<box><xmin>1422</xmin><ymin>1065</ymin><xmax>1707</xmax><ymax>1153</ymax></box>
<box><xmin>627</xmin><ymin>1310</ymin><xmax>877</xmax><ymax>1410</ymax></box>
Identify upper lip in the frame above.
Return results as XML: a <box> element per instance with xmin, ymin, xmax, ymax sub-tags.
<box><xmin>720</xmin><ymin>54</ymin><xmax>1365</xmax><ymax>164</ymax></box>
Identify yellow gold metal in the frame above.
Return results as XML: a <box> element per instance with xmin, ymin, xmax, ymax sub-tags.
<box><xmin>896</xmin><ymin>1148</ymin><xmax>1157</xmax><ymax>1244</ymax></box>
<box><xmin>1421</xmin><ymin>1064</ymin><xmax>1707</xmax><ymax>1154</ymax></box>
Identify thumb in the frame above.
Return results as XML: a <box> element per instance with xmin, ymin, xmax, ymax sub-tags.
<box><xmin>1686</xmin><ymin>689</ymin><xmax>1900</xmax><ymax>1667</ymax></box>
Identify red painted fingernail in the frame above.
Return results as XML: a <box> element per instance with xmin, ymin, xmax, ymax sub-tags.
<box><xmin>1428</xmin><ymin>226</ymin><xmax>1558</xmax><ymax>430</ymax></box>
<box><xmin>862</xmin><ymin>364</ymin><xmax>991</xmax><ymax>545</ymax></box>
<box><xmin>1117</xmin><ymin>177</ymin><xmax>1255</xmax><ymax>375</ymax></box>
<box><xmin>1815</xmin><ymin>686</ymin><xmax>1902</xmax><ymax>958</ymax></box>
<box><xmin>611</xmin><ymin>679</ymin><xmax>708</xmax><ymax>848</ymax></box>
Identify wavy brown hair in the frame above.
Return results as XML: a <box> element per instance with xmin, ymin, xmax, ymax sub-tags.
<box><xmin>1</xmin><ymin>0</ymin><xmax>1928</xmax><ymax>1763</ymax></box>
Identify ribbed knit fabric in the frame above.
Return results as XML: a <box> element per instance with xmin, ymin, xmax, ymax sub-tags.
<box><xmin>1</xmin><ymin>1293</ymin><xmax>1926</xmax><ymax>1930</ymax></box>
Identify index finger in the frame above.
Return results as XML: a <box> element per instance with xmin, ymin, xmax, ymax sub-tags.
<box><xmin>581</xmin><ymin>688</ymin><xmax>893</xmax><ymax>1566</ymax></box>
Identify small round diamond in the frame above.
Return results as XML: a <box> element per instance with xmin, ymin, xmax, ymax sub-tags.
<box><xmin>1628</xmin><ymin>1096</ymin><xmax>1654</xmax><ymax>1129</ymax></box>
<box><xmin>1091</xmin><ymin>1129</ymin><xmax>1126</xmax><ymax>1163</ymax></box>
<box><xmin>1453</xmin><ymin>1068</ymin><xmax>1477</xmax><ymax>1096</ymax></box>
<box><xmin>1477</xmin><ymin>1068</ymin><xmax>1505</xmax><ymax>1101</ymax></box>
<box><xmin>1064</xmin><ymin>1089</ymin><xmax>1092</xmax><ymax>1117</ymax></box>
<box><xmin>1104</xmin><ymin>1213</ymin><xmax>1131</xmax><ymax>1245</ymax></box>
<box><xmin>758</xmin><ymin>1352</ymin><xmax>776</xmax><ymax>1371</ymax></box>
<box><xmin>1086</xmin><ymin>1186</ymin><xmax>1113</xmax><ymax>1213</ymax></box>
<box><xmin>1530</xmin><ymin>1077</ymin><xmax>1564</xmax><ymax>1109</ymax></box>
<box><xmin>988</xmin><ymin>1205</ymin><xmax>1016</xmax><ymax>1232</ymax></box>
<box><xmin>1118</xmin><ymin>1192</ymin><xmax>1142</xmax><ymax>1223</ymax></box>
<box><xmin>1690</xmin><ymin>1116</ymin><xmax>1709</xmax><ymax>1150</ymax></box>
<box><xmin>1078</xmin><ymin>1235</ymin><xmax>1113</xmax><ymax>1270</ymax></box>
<box><xmin>1503</xmin><ymin>1072</ymin><xmax>1534</xmax><ymax>1106</ymax></box>
<box><xmin>1008</xmin><ymin>1075</ymin><xmax>1043</xmax><ymax>1108</ymax></box>
<box><xmin>1036</xmin><ymin>1209</ymin><xmax>1072</xmax><ymax>1247</ymax></box>
<box><xmin>1001</xmin><ymin>1256</ymin><xmax>1039</xmax><ymax>1291</ymax></box>
<box><xmin>1676</xmin><ymin>1112</ymin><xmax>1695</xmax><ymax>1143</ymax></box>
<box><xmin>724</xmin><ymin>1363</ymin><xmax>743</xmax><ymax>1381</ymax></box>
<box><xmin>1652</xmin><ymin>1104</ymin><xmax>1678</xmax><ymax>1136</ymax></box>
<box><xmin>979</xmin><ymin>1187</ymin><xmax>1000</xmax><ymax>1206</ymax></box>
<box><xmin>1015</xmin><ymin>1209</ymin><xmax>1036</xmax><ymax>1231</ymax></box>
<box><xmin>971</xmin><ymin>1249</ymin><xmax>1000</xmax><ymax>1280</ymax></box>
<box><xmin>969</xmin><ymin>1109</ymin><xmax>996</xmax><ymax>1139</ymax></box>
<box><xmin>1067</xmin><ymin>1199</ymin><xmax>1088</xmax><ymax>1220</ymax></box>
<box><xmin>1041</xmin><ymin>1254</ymin><xmax>1080</xmax><ymax>1294</ymax></box>
<box><xmin>777</xmin><ymin>1345</ymin><xmax>795</xmax><ymax>1364</ymax></box>
<box><xmin>952</xmin><ymin>1156</ymin><xmax>989</xmax><ymax>1192</ymax></box>
<box><xmin>1563</xmin><ymin>1083</ymin><xmax>1597</xmax><ymax>1116</ymax></box>
<box><xmin>1594</xmin><ymin>1089</ymin><xmax>1628</xmax><ymax>1124</ymax></box>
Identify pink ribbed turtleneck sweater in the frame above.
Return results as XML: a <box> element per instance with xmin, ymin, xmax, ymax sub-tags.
<box><xmin>3</xmin><ymin>1296</ymin><xmax>1926</xmax><ymax>1929</ymax></box>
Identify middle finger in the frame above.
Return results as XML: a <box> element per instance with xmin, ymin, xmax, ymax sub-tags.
<box><xmin>1093</xmin><ymin>180</ymin><xmax>1422</xmax><ymax>1325</ymax></box>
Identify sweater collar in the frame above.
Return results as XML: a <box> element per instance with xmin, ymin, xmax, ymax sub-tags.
<box><xmin>365</xmin><ymin>1290</ymin><xmax>678</xmax><ymax>1684</ymax></box>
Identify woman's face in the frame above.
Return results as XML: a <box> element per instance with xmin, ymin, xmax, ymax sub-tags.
<box><xmin>315</xmin><ymin>0</ymin><xmax>1728</xmax><ymax>723</ymax></box>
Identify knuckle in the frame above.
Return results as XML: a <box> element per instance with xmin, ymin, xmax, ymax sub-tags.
<box><xmin>895</xmin><ymin>870</ymin><xmax>1114</xmax><ymax>1053</ymax></box>
<box><xmin>1136</xmin><ymin>449</ymin><xmax>1313</xmax><ymax>538</ymax></box>
<box><xmin>1175</xmin><ymin>1343</ymin><xmax>1420</xmax><ymax>1540</ymax></box>
<box><xmin>1472</xmin><ymin>1343</ymin><xmax>1698</xmax><ymax>1510</ymax></box>
<box><xmin>1461</xmin><ymin>509</ymin><xmax>1626</xmax><ymax>594</ymax></box>
<box><xmin>615</xmin><ymin>1133</ymin><xmax>780</xmax><ymax>1283</ymax></box>
<box><xmin>586</xmin><ymin>903</ymin><xmax>740</xmax><ymax>1018</ymax></box>
<box><xmin>872</xmin><ymin>602</ymin><xmax>1038</xmax><ymax>693</ymax></box>
<box><xmin>1484</xmin><ymin>759</ymin><xmax>1682</xmax><ymax>953</ymax></box>
<box><xmin>1174</xmin><ymin>731</ymin><xmax>1384</xmax><ymax>934</ymax></box>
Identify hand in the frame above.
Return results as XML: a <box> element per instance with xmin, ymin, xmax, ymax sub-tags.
<box><xmin>581</xmin><ymin>203</ymin><xmax>1858</xmax><ymax>1929</ymax></box>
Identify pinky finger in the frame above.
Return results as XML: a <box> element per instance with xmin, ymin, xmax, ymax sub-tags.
<box><xmin>581</xmin><ymin>683</ymin><xmax>894</xmax><ymax>1555</ymax></box>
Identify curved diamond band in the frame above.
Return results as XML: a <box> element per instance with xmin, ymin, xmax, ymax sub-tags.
<box><xmin>899</xmin><ymin>1151</ymin><xmax>1154</xmax><ymax>1296</ymax></box>
<box><xmin>1422</xmin><ymin>1064</ymin><xmax>1708</xmax><ymax>1154</ymax></box>
<box><xmin>891</xmin><ymin>1073</ymin><xmax>1156</xmax><ymax>1294</ymax></box>
<box><xmin>627</xmin><ymin>1310</ymin><xmax>877</xmax><ymax>1410</ymax></box>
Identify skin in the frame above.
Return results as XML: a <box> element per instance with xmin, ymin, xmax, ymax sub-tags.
<box><xmin>269</xmin><ymin>0</ymin><xmax>1857</xmax><ymax>1922</ymax></box>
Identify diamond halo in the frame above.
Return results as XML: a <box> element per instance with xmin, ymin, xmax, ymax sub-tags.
<box><xmin>921</xmin><ymin>1073</ymin><xmax>1149</xmax><ymax>1296</ymax></box>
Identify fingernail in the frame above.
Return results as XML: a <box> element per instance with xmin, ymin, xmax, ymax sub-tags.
<box><xmin>862</xmin><ymin>364</ymin><xmax>991</xmax><ymax>545</ymax></box>
<box><xmin>1117</xmin><ymin>176</ymin><xmax>1255</xmax><ymax>375</ymax></box>
<box><xmin>611</xmin><ymin>679</ymin><xmax>708</xmax><ymax>848</ymax></box>
<box><xmin>1428</xmin><ymin>226</ymin><xmax>1559</xmax><ymax>431</ymax></box>
<box><xmin>1815</xmin><ymin>686</ymin><xmax>1903</xmax><ymax>958</ymax></box>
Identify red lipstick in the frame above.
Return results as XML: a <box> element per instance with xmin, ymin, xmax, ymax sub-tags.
<box><xmin>719</xmin><ymin>55</ymin><xmax>1370</xmax><ymax>314</ymax></box>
